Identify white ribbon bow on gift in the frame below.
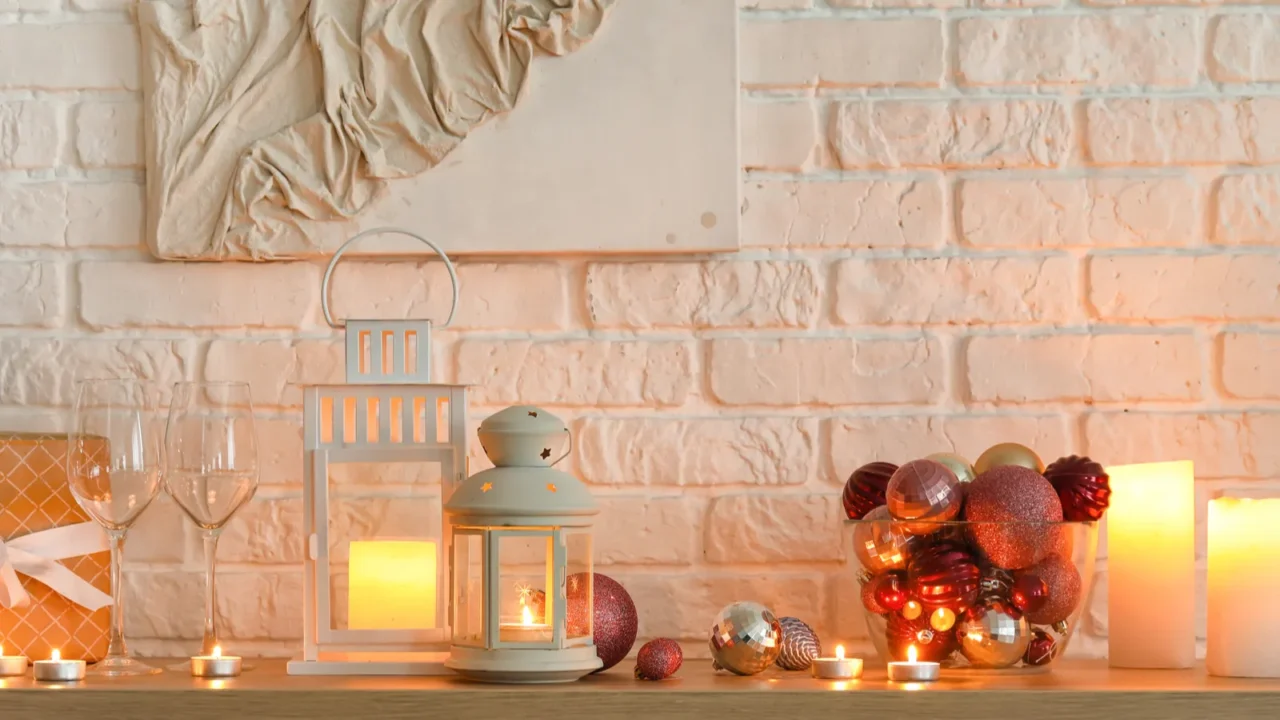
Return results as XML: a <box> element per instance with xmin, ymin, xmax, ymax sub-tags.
<box><xmin>0</xmin><ymin>522</ymin><xmax>113</xmax><ymax>612</ymax></box>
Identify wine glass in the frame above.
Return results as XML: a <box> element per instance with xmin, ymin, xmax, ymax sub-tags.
<box><xmin>164</xmin><ymin>381</ymin><xmax>258</xmax><ymax>664</ymax></box>
<box><xmin>68</xmin><ymin>379</ymin><xmax>164</xmax><ymax>676</ymax></box>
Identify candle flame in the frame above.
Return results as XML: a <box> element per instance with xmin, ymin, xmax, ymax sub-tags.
<box><xmin>213</xmin><ymin>646</ymin><xmax>222</xmax><ymax>659</ymax></box>
<box><xmin>522</xmin><ymin>605</ymin><xmax>534</xmax><ymax>626</ymax></box>
<box><xmin>835</xmin><ymin>645</ymin><xmax>845</xmax><ymax>660</ymax></box>
<box><xmin>51</xmin><ymin>649</ymin><xmax>60</xmax><ymax>662</ymax></box>
<box><xmin>907</xmin><ymin>645</ymin><xmax>917</xmax><ymax>663</ymax></box>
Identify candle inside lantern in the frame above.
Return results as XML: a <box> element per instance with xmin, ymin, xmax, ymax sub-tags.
<box><xmin>33</xmin><ymin>649</ymin><xmax>85</xmax><ymax>682</ymax></box>
<box><xmin>0</xmin><ymin>644</ymin><xmax>27</xmax><ymax>677</ymax></box>
<box><xmin>499</xmin><ymin>602</ymin><xmax>552</xmax><ymax>643</ymax></box>
<box><xmin>887</xmin><ymin>645</ymin><xmax>939</xmax><ymax>683</ymax></box>
<box><xmin>349</xmin><ymin>540</ymin><xmax>437</xmax><ymax>630</ymax></box>
<box><xmin>191</xmin><ymin>645</ymin><xmax>243</xmax><ymax>678</ymax></box>
<box><xmin>1107</xmin><ymin>461</ymin><xmax>1195</xmax><ymax>669</ymax></box>
<box><xmin>811</xmin><ymin>644</ymin><xmax>862</xmax><ymax>680</ymax></box>
<box><xmin>1207</xmin><ymin>497</ymin><xmax>1280</xmax><ymax>678</ymax></box>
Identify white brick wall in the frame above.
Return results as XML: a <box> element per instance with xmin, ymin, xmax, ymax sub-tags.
<box><xmin>1</xmin><ymin>0</ymin><xmax>1276</xmax><ymax>662</ymax></box>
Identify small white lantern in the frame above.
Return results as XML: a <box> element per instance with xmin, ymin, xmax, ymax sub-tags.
<box><xmin>444</xmin><ymin>406</ymin><xmax>602</xmax><ymax>683</ymax></box>
<box><xmin>289</xmin><ymin>228</ymin><xmax>467</xmax><ymax>677</ymax></box>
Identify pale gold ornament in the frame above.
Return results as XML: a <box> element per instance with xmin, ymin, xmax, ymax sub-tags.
<box><xmin>974</xmin><ymin>443</ymin><xmax>1045</xmax><ymax>475</ymax></box>
<box><xmin>926</xmin><ymin>452</ymin><xmax>976</xmax><ymax>484</ymax></box>
<box><xmin>956</xmin><ymin>599</ymin><xmax>1031</xmax><ymax>669</ymax></box>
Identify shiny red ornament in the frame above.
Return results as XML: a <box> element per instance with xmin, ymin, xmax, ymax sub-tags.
<box><xmin>886</xmin><ymin>611</ymin><xmax>956</xmax><ymax>663</ymax></box>
<box><xmin>843</xmin><ymin>462</ymin><xmax>898</xmax><ymax>519</ymax></box>
<box><xmin>568</xmin><ymin>572</ymin><xmax>638</xmax><ymax>672</ymax></box>
<box><xmin>1044</xmin><ymin>455</ymin><xmax>1112</xmax><ymax>522</ymax></box>
<box><xmin>871</xmin><ymin>572</ymin><xmax>908</xmax><ymax>613</ymax></box>
<box><xmin>635</xmin><ymin>638</ymin><xmax>683</xmax><ymax>680</ymax></box>
<box><xmin>1010</xmin><ymin>574</ymin><xmax>1049</xmax><ymax>614</ymax></box>
<box><xmin>907</xmin><ymin>543</ymin><xmax>981</xmax><ymax>610</ymax></box>
<box><xmin>1023</xmin><ymin>629</ymin><xmax>1055</xmax><ymax>666</ymax></box>
<box><xmin>1018</xmin><ymin>554</ymin><xmax>1081</xmax><ymax>626</ymax></box>
<box><xmin>965</xmin><ymin>465</ymin><xmax>1063</xmax><ymax>569</ymax></box>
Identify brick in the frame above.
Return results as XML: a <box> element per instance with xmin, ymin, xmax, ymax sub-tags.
<box><xmin>0</xmin><ymin>0</ymin><xmax>60</xmax><ymax>9</ymax></box>
<box><xmin>743</xmin><ymin>179</ymin><xmax>945</xmax><ymax>249</ymax></box>
<box><xmin>70</xmin><ymin>0</ymin><xmax>136</xmax><ymax>8</ymax></box>
<box><xmin>217</xmin><ymin>497</ymin><xmax>305</xmax><ymax>564</ymax></box>
<box><xmin>618</xmin><ymin>572</ymin><xmax>825</xmax><ymax>640</ymax></box>
<box><xmin>709</xmin><ymin>337</ymin><xmax>945</xmax><ymax>406</ymax></box>
<box><xmin>0</xmin><ymin>100</ymin><xmax>62</xmax><ymax>169</ymax></box>
<box><xmin>705</xmin><ymin>494</ymin><xmax>844</xmax><ymax>563</ymax></box>
<box><xmin>965</xmin><ymin>333</ymin><xmax>1201</xmax><ymax>403</ymax></box>
<box><xmin>595</xmin><ymin>497</ymin><xmax>699</xmax><ymax>566</ymax></box>
<box><xmin>1086</xmin><ymin>176</ymin><xmax>1200</xmax><ymax>247</ymax></box>
<box><xmin>834</xmin><ymin>256</ymin><xmax>1077</xmax><ymax>325</ymax></box>
<box><xmin>328</xmin><ymin>262</ymin><xmax>566</xmax><ymax>331</ymax></box>
<box><xmin>1221</xmin><ymin>333</ymin><xmax>1280</xmax><ymax>399</ymax></box>
<box><xmin>123</xmin><ymin>497</ymin><xmax>187</xmax><ymax>564</ymax></box>
<box><xmin>0</xmin><ymin>24</ymin><xmax>138</xmax><ymax>89</ymax></box>
<box><xmin>829</xmin><ymin>415</ymin><xmax>1071</xmax><ymax>483</ymax></box>
<box><xmin>957</xmin><ymin>15</ymin><xmax>1200</xmax><ymax>87</ymax></box>
<box><xmin>0</xmin><ymin>184</ymin><xmax>66</xmax><ymax>247</ymax></box>
<box><xmin>0</xmin><ymin>338</ymin><xmax>194</xmax><ymax>406</ymax></box>
<box><xmin>576</xmin><ymin>417</ymin><xmax>818</xmax><ymax>487</ymax></box>
<box><xmin>0</xmin><ymin>262</ymin><xmax>63</xmax><ymax>327</ymax></box>
<box><xmin>832</xmin><ymin>99</ymin><xmax>1070</xmax><ymax>169</ymax></box>
<box><xmin>1086</xmin><ymin>412</ymin><xmax>1280</xmax><ymax>478</ymax></box>
<box><xmin>828</xmin><ymin>0</ymin><xmax>963</xmax><ymax>7</ymax></box>
<box><xmin>1214</xmin><ymin>173</ymin><xmax>1280</xmax><ymax>245</ymax></box>
<box><xmin>75</xmin><ymin>101</ymin><xmax>142</xmax><ymax>168</ymax></box>
<box><xmin>79</xmin><ymin>261</ymin><xmax>320</xmax><ymax>329</ymax></box>
<box><xmin>1090</xmin><ymin>253</ymin><xmax>1280</xmax><ymax>321</ymax></box>
<box><xmin>218</xmin><ymin>571</ymin><xmax>304</xmax><ymax>640</ymax></box>
<box><xmin>742</xmin><ymin>101</ymin><xmax>823</xmax><ymax>171</ymax></box>
<box><xmin>741</xmin><ymin>18</ymin><xmax>943</xmax><ymax>89</ymax></box>
<box><xmin>204</xmin><ymin>339</ymin><xmax>342</xmax><ymax>408</ymax></box>
<box><xmin>66</xmin><ymin>182</ymin><xmax>145</xmax><ymax>248</ymax></box>
<box><xmin>456</xmin><ymin>339</ymin><xmax>694</xmax><ymax>408</ymax></box>
<box><xmin>1086</xmin><ymin>98</ymin><xmax>1280</xmax><ymax>166</ymax></box>
<box><xmin>257</xmin><ymin>416</ymin><xmax>305</xmax><ymax>485</ymax></box>
<box><xmin>586</xmin><ymin>261</ymin><xmax>819</xmax><ymax>329</ymax></box>
<box><xmin>124</xmin><ymin>571</ymin><xmax>203</xmax><ymax>639</ymax></box>
<box><xmin>1210</xmin><ymin>14</ymin><xmax>1280</xmax><ymax>82</ymax></box>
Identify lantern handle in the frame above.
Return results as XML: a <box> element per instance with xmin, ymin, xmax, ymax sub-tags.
<box><xmin>552</xmin><ymin>427</ymin><xmax>572</xmax><ymax>467</ymax></box>
<box><xmin>321</xmin><ymin>226</ymin><xmax>460</xmax><ymax>329</ymax></box>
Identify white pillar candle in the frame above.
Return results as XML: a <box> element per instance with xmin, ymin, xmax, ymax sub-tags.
<box><xmin>1208</xmin><ymin>497</ymin><xmax>1280</xmax><ymax>678</ymax></box>
<box><xmin>1106</xmin><ymin>461</ymin><xmax>1196</xmax><ymax>669</ymax></box>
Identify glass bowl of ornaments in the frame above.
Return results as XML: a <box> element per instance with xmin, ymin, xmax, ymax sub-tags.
<box><xmin>843</xmin><ymin>446</ymin><xmax>1110</xmax><ymax>674</ymax></box>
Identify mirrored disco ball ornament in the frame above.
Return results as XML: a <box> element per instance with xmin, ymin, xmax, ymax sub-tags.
<box><xmin>709</xmin><ymin>602</ymin><xmax>782</xmax><ymax>676</ymax></box>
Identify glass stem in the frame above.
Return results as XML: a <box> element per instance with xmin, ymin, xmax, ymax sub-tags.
<box><xmin>105</xmin><ymin>529</ymin><xmax>128</xmax><ymax>659</ymax></box>
<box><xmin>200</xmin><ymin>528</ymin><xmax>222</xmax><ymax>656</ymax></box>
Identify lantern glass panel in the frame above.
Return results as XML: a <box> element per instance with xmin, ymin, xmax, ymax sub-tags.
<box><xmin>452</xmin><ymin>530</ymin><xmax>485</xmax><ymax>647</ymax></box>
<box><xmin>565</xmin><ymin>532</ymin><xmax>593</xmax><ymax>642</ymax></box>
<box><xmin>497</xmin><ymin>531</ymin><xmax>555</xmax><ymax>644</ymax></box>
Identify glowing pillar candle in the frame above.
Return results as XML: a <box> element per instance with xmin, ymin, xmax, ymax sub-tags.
<box><xmin>1208</xmin><ymin>497</ymin><xmax>1280</xmax><ymax>678</ymax></box>
<box><xmin>1106</xmin><ymin>461</ymin><xmax>1195</xmax><ymax>669</ymax></box>
<box><xmin>349</xmin><ymin>540</ymin><xmax>437</xmax><ymax>630</ymax></box>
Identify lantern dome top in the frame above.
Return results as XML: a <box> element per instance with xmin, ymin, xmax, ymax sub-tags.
<box><xmin>445</xmin><ymin>465</ymin><xmax>598</xmax><ymax>524</ymax></box>
<box><xmin>479</xmin><ymin>405</ymin><xmax>566</xmax><ymax>436</ymax></box>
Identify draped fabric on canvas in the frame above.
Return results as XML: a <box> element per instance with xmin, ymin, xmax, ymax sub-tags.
<box><xmin>139</xmin><ymin>0</ymin><xmax>612</xmax><ymax>259</ymax></box>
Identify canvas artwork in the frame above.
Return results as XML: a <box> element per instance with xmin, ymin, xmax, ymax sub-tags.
<box><xmin>138</xmin><ymin>0</ymin><xmax>740</xmax><ymax>260</ymax></box>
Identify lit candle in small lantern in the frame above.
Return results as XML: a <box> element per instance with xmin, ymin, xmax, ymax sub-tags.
<box><xmin>1207</xmin><ymin>497</ymin><xmax>1280</xmax><ymax>678</ymax></box>
<box><xmin>191</xmin><ymin>646</ymin><xmax>242</xmax><ymax>678</ymax></box>
<box><xmin>1107</xmin><ymin>461</ymin><xmax>1195</xmax><ymax>669</ymax></box>
<box><xmin>348</xmin><ymin>540</ymin><xmax>438</xmax><ymax>630</ymax></box>
<box><xmin>887</xmin><ymin>645</ymin><xmax>939</xmax><ymax>683</ymax></box>
<box><xmin>0</xmin><ymin>644</ymin><xmax>27</xmax><ymax>677</ymax></box>
<box><xmin>811</xmin><ymin>644</ymin><xmax>862</xmax><ymax>680</ymax></box>
<box><xmin>499</xmin><ymin>602</ymin><xmax>552</xmax><ymax>643</ymax></box>
<box><xmin>33</xmin><ymin>649</ymin><xmax>85</xmax><ymax>682</ymax></box>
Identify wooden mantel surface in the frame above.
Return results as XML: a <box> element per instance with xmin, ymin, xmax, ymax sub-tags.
<box><xmin>2</xmin><ymin>659</ymin><xmax>1278</xmax><ymax>719</ymax></box>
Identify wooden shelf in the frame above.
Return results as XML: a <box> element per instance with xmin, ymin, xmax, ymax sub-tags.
<box><xmin>1</xmin><ymin>659</ymin><xmax>1278</xmax><ymax>719</ymax></box>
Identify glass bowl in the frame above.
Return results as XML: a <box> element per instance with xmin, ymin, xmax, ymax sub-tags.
<box><xmin>847</xmin><ymin>517</ymin><xmax>1098</xmax><ymax>674</ymax></box>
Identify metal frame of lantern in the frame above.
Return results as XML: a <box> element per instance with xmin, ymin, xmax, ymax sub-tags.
<box><xmin>288</xmin><ymin>228</ymin><xmax>467</xmax><ymax>677</ymax></box>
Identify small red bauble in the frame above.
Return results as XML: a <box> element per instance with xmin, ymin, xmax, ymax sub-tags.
<box><xmin>1018</xmin><ymin>554</ymin><xmax>1081</xmax><ymax>626</ymax></box>
<box><xmin>843</xmin><ymin>462</ymin><xmax>898</xmax><ymax>519</ymax></box>
<box><xmin>1023</xmin><ymin>629</ymin><xmax>1055</xmax><ymax>667</ymax></box>
<box><xmin>870</xmin><ymin>572</ymin><xmax>908</xmax><ymax>613</ymax></box>
<box><xmin>907</xmin><ymin>543</ymin><xmax>981</xmax><ymax>610</ymax></box>
<box><xmin>635</xmin><ymin>638</ymin><xmax>684</xmax><ymax>680</ymax></box>
<box><xmin>1010</xmin><ymin>574</ymin><xmax>1049</xmax><ymax>614</ymax></box>
<box><xmin>965</xmin><ymin>465</ymin><xmax>1064</xmax><ymax>569</ymax></box>
<box><xmin>1044</xmin><ymin>455</ymin><xmax>1111</xmax><ymax>522</ymax></box>
<box><xmin>887</xmin><ymin>612</ymin><xmax>956</xmax><ymax>663</ymax></box>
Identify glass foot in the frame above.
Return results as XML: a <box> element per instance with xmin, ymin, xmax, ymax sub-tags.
<box><xmin>91</xmin><ymin>656</ymin><xmax>163</xmax><ymax>677</ymax></box>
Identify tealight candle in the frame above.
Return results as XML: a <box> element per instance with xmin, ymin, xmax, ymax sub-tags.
<box><xmin>498</xmin><ymin>604</ymin><xmax>553</xmax><ymax>643</ymax></box>
<box><xmin>811</xmin><ymin>645</ymin><xmax>862</xmax><ymax>680</ymax></box>
<box><xmin>0</xmin><ymin>644</ymin><xmax>28</xmax><ymax>677</ymax></box>
<box><xmin>887</xmin><ymin>645</ymin><xmax>939</xmax><ymax>683</ymax></box>
<box><xmin>191</xmin><ymin>646</ymin><xmax>242</xmax><ymax>678</ymax></box>
<box><xmin>33</xmin><ymin>649</ymin><xmax>85</xmax><ymax>682</ymax></box>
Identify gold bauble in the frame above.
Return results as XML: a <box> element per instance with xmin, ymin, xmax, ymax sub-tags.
<box><xmin>926</xmin><ymin>452</ymin><xmax>977</xmax><ymax>484</ymax></box>
<box><xmin>974</xmin><ymin>443</ymin><xmax>1044</xmax><ymax>475</ymax></box>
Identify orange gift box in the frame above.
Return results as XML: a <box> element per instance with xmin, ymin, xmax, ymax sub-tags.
<box><xmin>0</xmin><ymin>433</ymin><xmax>110</xmax><ymax>662</ymax></box>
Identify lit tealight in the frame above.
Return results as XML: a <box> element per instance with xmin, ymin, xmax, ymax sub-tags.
<box><xmin>33</xmin><ymin>648</ymin><xmax>86</xmax><ymax>682</ymax></box>
<box><xmin>0</xmin><ymin>644</ymin><xmax>27</xmax><ymax>677</ymax></box>
<box><xmin>887</xmin><ymin>644</ymin><xmax>940</xmax><ymax>683</ymax></box>
<box><xmin>812</xmin><ymin>643</ymin><xmax>862</xmax><ymax>680</ymax></box>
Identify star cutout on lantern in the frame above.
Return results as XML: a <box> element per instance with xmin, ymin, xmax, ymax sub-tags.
<box><xmin>547</xmin><ymin>483</ymin><xmax>558</xmax><ymax>493</ymax></box>
<box><xmin>481</xmin><ymin>482</ymin><xmax>493</xmax><ymax>493</ymax></box>
<box><xmin>540</xmin><ymin>448</ymin><xmax>551</xmax><ymax>459</ymax></box>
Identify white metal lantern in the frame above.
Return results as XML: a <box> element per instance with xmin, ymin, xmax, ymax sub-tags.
<box><xmin>288</xmin><ymin>228</ymin><xmax>468</xmax><ymax>677</ymax></box>
<box><xmin>444</xmin><ymin>406</ymin><xmax>601</xmax><ymax>683</ymax></box>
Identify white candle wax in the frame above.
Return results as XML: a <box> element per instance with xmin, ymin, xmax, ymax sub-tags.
<box><xmin>1208</xmin><ymin>498</ymin><xmax>1280</xmax><ymax>678</ymax></box>
<box><xmin>33</xmin><ymin>650</ymin><xmax>85</xmax><ymax>682</ymax></box>
<box><xmin>811</xmin><ymin>645</ymin><xmax>862</xmax><ymax>679</ymax></box>
<box><xmin>887</xmin><ymin>645</ymin><xmax>939</xmax><ymax>683</ymax></box>
<box><xmin>1106</xmin><ymin>461</ymin><xmax>1196</xmax><ymax>669</ymax></box>
<box><xmin>0</xmin><ymin>645</ymin><xmax>27</xmax><ymax>677</ymax></box>
<box><xmin>191</xmin><ymin>646</ymin><xmax>242</xmax><ymax>678</ymax></box>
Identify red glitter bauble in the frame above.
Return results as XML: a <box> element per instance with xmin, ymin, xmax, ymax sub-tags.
<box><xmin>1010</xmin><ymin>574</ymin><xmax>1049</xmax><ymax>614</ymax></box>
<box><xmin>568</xmin><ymin>572</ymin><xmax>638</xmax><ymax>672</ymax></box>
<box><xmin>1017</xmin><ymin>554</ymin><xmax>1081</xmax><ymax>626</ymax></box>
<box><xmin>886</xmin><ymin>612</ymin><xmax>956</xmax><ymax>663</ymax></box>
<box><xmin>1044</xmin><ymin>455</ymin><xmax>1111</xmax><ymax>522</ymax></box>
<box><xmin>907</xmin><ymin>543</ymin><xmax>981</xmax><ymax>611</ymax></box>
<box><xmin>1023</xmin><ymin>629</ymin><xmax>1055</xmax><ymax>667</ymax></box>
<box><xmin>869</xmin><ymin>572</ymin><xmax>907</xmax><ymax>613</ymax></box>
<box><xmin>635</xmin><ymin>638</ymin><xmax>683</xmax><ymax>681</ymax></box>
<box><xmin>965</xmin><ymin>465</ymin><xmax>1063</xmax><ymax>569</ymax></box>
<box><xmin>843</xmin><ymin>462</ymin><xmax>898</xmax><ymax>519</ymax></box>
